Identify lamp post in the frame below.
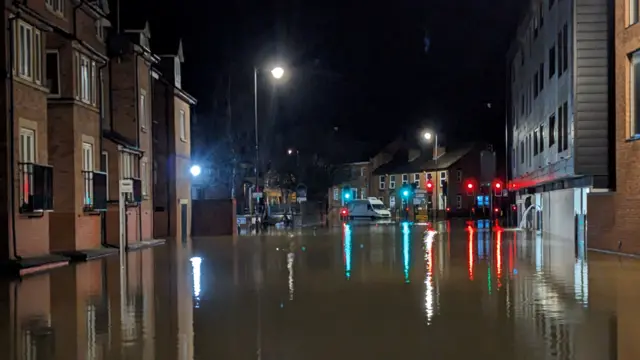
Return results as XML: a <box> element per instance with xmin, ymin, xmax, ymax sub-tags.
<box><xmin>253</xmin><ymin>65</ymin><xmax>285</xmax><ymax>220</ymax></box>
<box><xmin>423</xmin><ymin>131</ymin><xmax>440</xmax><ymax>221</ymax></box>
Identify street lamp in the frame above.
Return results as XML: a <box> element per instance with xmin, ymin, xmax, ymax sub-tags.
<box><xmin>422</xmin><ymin>130</ymin><xmax>441</xmax><ymax>220</ymax></box>
<box><xmin>287</xmin><ymin>149</ymin><xmax>293</xmax><ymax>155</ymax></box>
<box><xmin>190</xmin><ymin>165</ymin><xmax>201</xmax><ymax>177</ymax></box>
<box><xmin>254</xmin><ymin>65</ymin><xmax>286</xmax><ymax>218</ymax></box>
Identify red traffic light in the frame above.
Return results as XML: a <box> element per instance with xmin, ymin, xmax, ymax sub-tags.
<box><xmin>467</xmin><ymin>183</ymin><xmax>473</xmax><ymax>189</ymax></box>
<box><xmin>495</xmin><ymin>182</ymin><xmax>501</xmax><ymax>189</ymax></box>
<box><xmin>511</xmin><ymin>205</ymin><xmax>517</xmax><ymax>211</ymax></box>
<box><xmin>494</xmin><ymin>208</ymin><xmax>499</xmax><ymax>213</ymax></box>
<box><xmin>426</xmin><ymin>182</ymin><xmax>433</xmax><ymax>189</ymax></box>
<box><xmin>341</xmin><ymin>208</ymin><xmax>348</xmax><ymax>216</ymax></box>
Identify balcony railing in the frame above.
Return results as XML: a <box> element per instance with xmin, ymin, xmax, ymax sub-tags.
<box><xmin>82</xmin><ymin>170</ymin><xmax>107</xmax><ymax>212</ymax></box>
<box><xmin>19</xmin><ymin>162</ymin><xmax>54</xmax><ymax>213</ymax></box>
<box><xmin>125</xmin><ymin>177</ymin><xmax>142</xmax><ymax>205</ymax></box>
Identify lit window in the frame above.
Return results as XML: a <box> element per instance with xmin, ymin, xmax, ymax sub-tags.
<box><xmin>179</xmin><ymin>110</ymin><xmax>187</xmax><ymax>140</ymax></box>
<box><xmin>631</xmin><ymin>50</ymin><xmax>640</xmax><ymax>136</ymax></box>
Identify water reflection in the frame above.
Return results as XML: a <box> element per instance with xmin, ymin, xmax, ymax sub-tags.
<box><xmin>3</xmin><ymin>224</ymin><xmax>640</xmax><ymax>359</ymax></box>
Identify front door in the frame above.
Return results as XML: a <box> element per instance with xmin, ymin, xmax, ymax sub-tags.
<box><xmin>181</xmin><ymin>203</ymin><xmax>188</xmax><ymax>243</ymax></box>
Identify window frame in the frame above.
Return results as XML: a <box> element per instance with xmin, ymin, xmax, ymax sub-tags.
<box><xmin>141</xmin><ymin>158</ymin><xmax>148</xmax><ymax>197</ymax></box>
<box><xmin>401</xmin><ymin>174</ymin><xmax>408</xmax><ymax>185</ymax></box>
<box><xmin>140</xmin><ymin>90</ymin><xmax>148</xmax><ymax>130</ymax></box>
<box><xmin>413</xmin><ymin>173</ymin><xmax>420</xmax><ymax>187</ymax></box>
<box><xmin>389</xmin><ymin>175</ymin><xmax>396</xmax><ymax>189</ymax></box>
<box><xmin>630</xmin><ymin>50</ymin><xmax>640</xmax><ymax>137</ymax></box>
<box><xmin>19</xmin><ymin>128</ymin><xmax>36</xmax><ymax>163</ymax></box>
<box><xmin>46</xmin><ymin>50</ymin><xmax>60</xmax><ymax>96</ymax></box>
<box><xmin>456</xmin><ymin>195</ymin><xmax>462</xmax><ymax>209</ymax></box>
<box><xmin>379</xmin><ymin>176</ymin><xmax>386</xmax><ymax>190</ymax></box>
<box><xmin>631</xmin><ymin>0</ymin><xmax>639</xmax><ymax>26</ymax></box>
<box><xmin>17</xmin><ymin>21</ymin><xmax>35</xmax><ymax>81</ymax></box>
<box><xmin>45</xmin><ymin>0</ymin><xmax>64</xmax><ymax>15</ymax></box>
<box><xmin>179</xmin><ymin>110</ymin><xmax>187</xmax><ymax>141</ymax></box>
<box><xmin>456</xmin><ymin>170</ymin><xmax>462</xmax><ymax>182</ymax></box>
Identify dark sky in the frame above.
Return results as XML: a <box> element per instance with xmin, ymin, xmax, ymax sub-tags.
<box><xmin>126</xmin><ymin>0</ymin><xmax>525</xmax><ymax>160</ymax></box>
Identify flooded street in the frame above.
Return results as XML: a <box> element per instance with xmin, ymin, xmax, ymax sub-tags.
<box><xmin>2</xmin><ymin>221</ymin><xmax>639</xmax><ymax>359</ymax></box>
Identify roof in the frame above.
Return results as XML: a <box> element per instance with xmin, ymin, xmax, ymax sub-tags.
<box><xmin>372</xmin><ymin>144</ymin><xmax>476</xmax><ymax>175</ymax></box>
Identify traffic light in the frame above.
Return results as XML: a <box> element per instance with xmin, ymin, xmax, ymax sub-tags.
<box><xmin>465</xmin><ymin>182</ymin><xmax>474</xmax><ymax>196</ymax></box>
<box><xmin>493</xmin><ymin>180</ymin><xmax>503</xmax><ymax>197</ymax></box>
<box><xmin>426</xmin><ymin>180</ymin><xmax>434</xmax><ymax>194</ymax></box>
<box><xmin>342</xmin><ymin>187</ymin><xmax>352</xmax><ymax>202</ymax></box>
<box><xmin>400</xmin><ymin>184</ymin><xmax>413</xmax><ymax>200</ymax></box>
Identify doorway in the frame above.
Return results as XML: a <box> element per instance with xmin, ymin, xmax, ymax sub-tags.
<box><xmin>181</xmin><ymin>203</ymin><xmax>188</xmax><ymax>243</ymax></box>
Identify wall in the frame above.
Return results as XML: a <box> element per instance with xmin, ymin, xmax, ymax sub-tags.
<box><xmin>192</xmin><ymin>199</ymin><xmax>237</xmax><ymax>237</ymax></box>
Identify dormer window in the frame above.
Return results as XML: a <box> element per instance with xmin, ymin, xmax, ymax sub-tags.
<box><xmin>174</xmin><ymin>57</ymin><xmax>181</xmax><ymax>88</ymax></box>
<box><xmin>96</xmin><ymin>22</ymin><xmax>104</xmax><ymax>41</ymax></box>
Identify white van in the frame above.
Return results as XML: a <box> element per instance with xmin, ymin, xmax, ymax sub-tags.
<box><xmin>347</xmin><ymin>198</ymin><xmax>391</xmax><ymax>219</ymax></box>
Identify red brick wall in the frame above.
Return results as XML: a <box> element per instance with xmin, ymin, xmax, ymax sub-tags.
<box><xmin>585</xmin><ymin>0</ymin><xmax>640</xmax><ymax>254</ymax></box>
<box><xmin>192</xmin><ymin>199</ymin><xmax>237</xmax><ymax>237</ymax></box>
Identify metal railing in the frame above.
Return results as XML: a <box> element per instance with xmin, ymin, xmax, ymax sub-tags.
<box><xmin>82</xmin><ymin>170</ymin><xmax>107</xmax><ymax>211</ymax></box>
<box><xmin>18</xmin><ymin>162</ymin><xmax>53</xmax><ymax>213</ymax></box>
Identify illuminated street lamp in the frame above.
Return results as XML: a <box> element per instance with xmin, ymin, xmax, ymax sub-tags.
<box><xmin>253</xmin><ymin>64</ymin><xmax>286</xmax><ymax>217</ymax></box>
<box><xmin>190</xmin><ymin>165</ymin><xmax>201</xmax><ymax>177</ymax></box>
<box><xmin>422</xmin><ymin>130</ymin><xmax>441</xmax><ymax>219</ymax></box>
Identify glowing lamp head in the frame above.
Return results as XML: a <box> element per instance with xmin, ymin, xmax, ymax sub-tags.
<box><xmin>426</xmin><ymin>182</ymin><xmax>433</xmax><ymax>189</ymax></box>
<box><xmin>494</xmin><ymin>208</ymin><xmax>499</xmax><ymax>213</ymax></box>
<box><xmin>190</xmin><ymin>165</ymin><xmax>202</xmax><ymax>177</ymax></box>
<box><xmin>344</xmin><ymin>193</ymin><xmax>350</xmax><ymax>199</ymax></box>
<box><xmin>402</xmin><ymin>190</ymin><xmax>409</xmax><ymax>197</ymax></box>
<box><xmin>467</xmin><ymin>183</ymin><xmax>473</xmax><ymax>189</ymax></box>
<box><xmin>271</xmin><ymin>66</ymin><xmax>285</xmax><ymax>79</ymax></box>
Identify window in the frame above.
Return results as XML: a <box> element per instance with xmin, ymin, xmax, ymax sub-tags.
<box><xmin>456</xmin><ymin>170</ymin><xmax>462</xmax><ymax>182</ymax></box>
<box><xmin>360</xmin><ymin>167</ymin><xmax>365</xmax><ymax>177</ymax></box>
<box><xmin>46</xmin><ymin>51</ymin><xmax>60</xmax><ymax>96</ymax></box>
<box><xmin>558</xmin><ymin>105</ymin><xmax>564</xmax><ymax>151</ymax></box>
<box><xmin>562</xmin><ymin>102</ymin><xmax>569</xmax><ymax>151</ymax></box>
<box><xmin>539</xmin><ymin>63</ymin><xmax>544</xmax><ymax>92</ymax></box>
<box><xmin>631</xmin><ymin>0</ymin><xmax>639</xmax><ymax>26</ymax></box>
<box><xmin>20</xmin><ymin>128</ymin><xmax>35</xmax><ymax>163</ymax></box>
<box><xmin>17</xmin><ymin>22</ymin><xmax>41</xmax><ymax>82</ymax></box>
<box><xmin>82</xmin><ymin>142</ymin><xmax>94</xmax><ymax>206</ymax></box>
<box><xmin>439</xmin><ymin>171</ymin><xmax>446</xmax><ymax>186</ymax></box>
<box><xmin>533</xmin><ymin>130</ymin><xmax>539</xmax><ymax>156</ymax></box>
<box><xmin>141</xmin><ymin>158</ymin><xmax>148</xmax><ymax>196</ymax></box>
<box><xmin>401</xmin><ymin>174</ymin><xmax>408</xmax><ymax>185</ymax></box>
<box><xmin>140</xmin><ymin>91</ymin><xmax>148</xmax><ymax>130</ymax></box>
<box><xmin>179</xmin><ymin>110</ymin><xmax>187</xmax><ymax>140</ymax></box>
<box><xmin>413</xmin><ymin>173</ymin><xmax>420</xmax><ymax>187</ymax></box>
<box><xmin>101</xmin><ymin>151</ymin><xmax>108</xmax><ymax>200</ymax></box>
<box><xmin>631</xmin><ymin>51</ymin><xmax>640</xmax><ymax>136</ymax></box>
<box><xmin>389</xmin><ymin>175</ymin><xmax>396</xmax><ymax>189</ymax></box>
<box><xmin>121</xmin><ymin>152</ymin><xmax>136</xmax><ymax>179</ymax></box>
<box><xmin>557</xmin><ymin>31</ymin><xmax>564</xmax><ymax>76</ymax></box>
<box><xmin>456</xmin><ymin>195</ymin><xmax>462</xmax><ymax>209</ymax></box>
<box><xmin>520</xmin><ymin>94</ymin><xmax>525</xmax><ymax>115</ymax></box>
<box><xmin>76</xmin><ymin>53</ymin><xmax>97</xmax><ymax>105</ymax></box>
<box><xmin>533</xmin><ymin>72</ymin><xmax>539</xmax><ymax>98</ymax></box>
<box><xmin>379</xmin><ymin>176</ymin><xmax>386</xmax><ymax>190</ymax></box>
<box><xmin>539</xmin><ymin>124</ymin><xmax>544</xmax><ymax>151</ymax></box>
<box><xmin>45</xmin><ymin>0</ymin><xmax>64</xmax><ymax>15</ymax></box>
<box><xmin>520</xmin><ymin>140</ymin><xmax>525</xmax><ymax>164</ymax></box>
<box><xmin>562</xmin><ymin>24</ymin><xmax>568</xmax><ymax>72</ymax></box>
<box><xmin>96</xmin><ymin>22</ymin><xmax>104</xmax><ymax>41</ymax></box>
<box><xmin>549</xmin><ymin>114</ymin><xmax>556</xmax><ymax>147</ymax></box>
<box><xmin>539</xmin><ymin>2</ymin><xmax>544</xmax><ymax>28</ymax></box>
<box><xmin>333</xmin><ymin>187</ymin><xmax>339</xmax><ymax>200</ymax></box>
<box><xmin>360</xmin><ymin>188</ymin><xmax>366</xmax><ymax>200</ymax></box>
<box><xmin>549</xmin><ymin>45</ymin><xmax>556</xmax><ymax>78</ymax></box>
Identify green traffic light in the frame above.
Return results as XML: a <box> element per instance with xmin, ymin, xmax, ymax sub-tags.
<box><xmin>403</xmin><ymin>190</ymin><xmax>409</xmax><ymax>197</ymax></box>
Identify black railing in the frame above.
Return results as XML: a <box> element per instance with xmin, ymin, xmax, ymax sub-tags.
<box><xmin>82</xmin><ymin>170</ymin><xmax>107</xmax><ymax>211</ymax></box>
<box><xmin>126</xmin><ymin>177</ymin><xmax>142</xmax><ymax>204</ymax></box>
<box><xmin>19</xmin><ymin>162</ymin><xmax>54</xmax><ymax>213</ymax></box>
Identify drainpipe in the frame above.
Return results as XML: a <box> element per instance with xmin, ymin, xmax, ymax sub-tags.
<box><xmin>165</xmin><ymin>80</ymin><xmax>172</xmax><ymax>237</ymax></box>
<box><xmin>98</xmin><ymin>61</ymin><xmax>111</xmax><ymax>247</ymax></box>
<box><xmin>8</xmin><ymin>13</ymin><xmax>20</xmax><ymax>260</ymax></box>
<box><xmin>149</xmin><ymin>65</ymin><xmax>154</xmax><ymax>237</ymax></box>
<box><xmin>134</xmin><ymin>52</ymin><xmax>142</xmax><ymax>243</ymax></box>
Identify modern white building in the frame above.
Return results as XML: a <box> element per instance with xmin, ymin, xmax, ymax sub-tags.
<box><xmin>506</xmin><ymin>0</ymin><xmax>612</xmax><ymax>240</ymax></box>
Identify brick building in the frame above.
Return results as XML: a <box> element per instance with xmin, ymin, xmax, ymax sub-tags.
<box><xmin>151</xmin><ymin>38</ymin><xmax>196</xmax><ymax>241</ymax></box>
<box><xmin>327</xmin><ymin>161</ymin><xmax>370</xmax><ymax>212</ymax></box>
<box><xmin>0</xmin><ymin>0</ymin><xmax>111</xmax><ymax>266</ymax></box>
<box><xmin>103</xmin><ymin>21</ymin><xmax>156</xmax><ymax>246</ymax></box>
<box><xmin>587</xmin><ymin>0</ymin><xmax>638</xmax><ymax>254</ymax></box>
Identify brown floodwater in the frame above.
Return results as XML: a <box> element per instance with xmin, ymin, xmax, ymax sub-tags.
<box><xmin>1</xmin><ymin>220</ymin><xmax>639</xmax><ymax>359</ymax></box>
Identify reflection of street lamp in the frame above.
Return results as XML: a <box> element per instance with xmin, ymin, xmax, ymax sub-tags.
<box><xmin>254</xmin><ymin>65</ymin><xmax>286</xmax><ymax>217</ymax></box>
<box><xmin>190</xmin><ymin>165</ymin><xmax>202</xmax><ymax>177</ymax></box>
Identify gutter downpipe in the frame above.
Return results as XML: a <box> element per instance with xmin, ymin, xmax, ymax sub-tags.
<box><xmin>8</xmin><ymin>12</ymin><xmax>20</xmax><ymax>260</ymax></box>
<box><xmin>165</xmin><ymin>79</ymin><xmax>172</xmax><ymax>237</ymax></box>
<box><xmin>134</xmin><ymin>52</ymin><xmax>142</xmax><ymax>243</ymax></box>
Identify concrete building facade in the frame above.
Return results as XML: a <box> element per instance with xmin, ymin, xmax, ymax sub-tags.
<box><xmin>507</xmin><ymin>0</ymin><xmax>612</xmax><ymax>241</ymax></box>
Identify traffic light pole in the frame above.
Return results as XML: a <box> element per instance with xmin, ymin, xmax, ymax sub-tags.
<box><xmin>433</xmin><ymin>135</ymin><xmax>439</xmax><ymax>223</ymax></box>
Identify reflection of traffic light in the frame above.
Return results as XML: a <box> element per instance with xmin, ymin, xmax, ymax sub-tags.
<box><xmin>493</xmin><ymin>180</ymin><xmax>503</xmax><ymax>197</ymax></box>
<box><xmin>465</xmin><ymin>182</ymin><xmax>474</xmax><ymax>196</ymax></box>
<box><xmin>426</xmin><ymin>180</ymin><xmax>434</xmax><ymax>194</ymax></box>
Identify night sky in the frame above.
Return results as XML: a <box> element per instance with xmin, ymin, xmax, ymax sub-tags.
<box><xmin>126</xmin><ymin>0</ymin><xmax>525</xmax><ymax>162</ymax></box>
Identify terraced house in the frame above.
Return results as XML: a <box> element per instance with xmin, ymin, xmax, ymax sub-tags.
<box><xmin>0</xmin><ymin>1</ymin><xmax>197</xmax><ymax>272</ymax></box>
